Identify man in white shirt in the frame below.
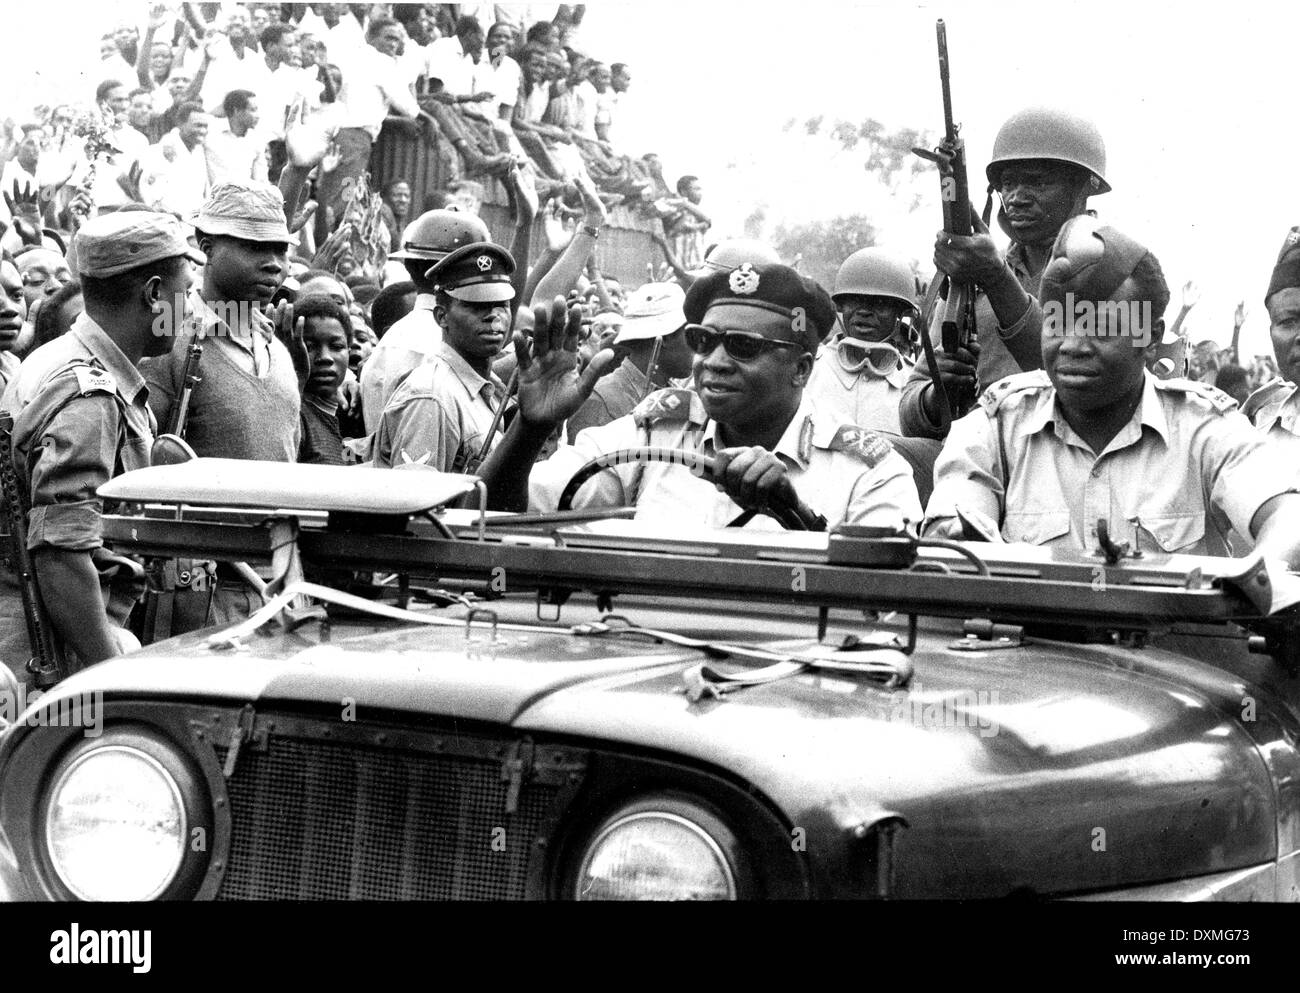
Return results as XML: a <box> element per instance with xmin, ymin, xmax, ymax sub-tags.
<box><xmin>206</xmin><ymin>90</ymin><xmax>269</xmax><ymax>185</ymax></box>
<box><xmin>415</xmin><ymin>16</ymin><xmax>514</xmax><ymax>179</ymax></box>
<box><xmin>72</xmin><ymin>80</ymin><xmax>150</xmax><ymax>216</ymax></box>
<box><xmin>319</xmin><ymin>17</ymin><xmax>422</xmax><ymax>224</ymax></box>
<box><xmin>140</xmin><ymin>104</ymin><xmax>211</xmax><ymax>218</ymax></box>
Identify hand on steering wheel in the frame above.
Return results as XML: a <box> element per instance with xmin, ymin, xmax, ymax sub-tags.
<box><xmin>555</xmin><ymin>447</ymin><xmax>827</xmax><ymax>531</ymax></box>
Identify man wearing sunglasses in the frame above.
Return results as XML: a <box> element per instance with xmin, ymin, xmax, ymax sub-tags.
<box><xmin>900</xmin><ymin>107</ymin><xmax>1110</xmax><ymax>441</ymax></box>
<box><xmin>475</xmin><ymin>262</ymin><xmax>923</xmax><ymax>531</ymax></box>
<box><xmin>923</xmin><ymin>219</ymin><xmax>1300</xmax><ymax>567</ymax></box>
<box><xmin>807</xmin><ymin>247</ymin><xmax>918</xmax><ymax>434</ymax></box>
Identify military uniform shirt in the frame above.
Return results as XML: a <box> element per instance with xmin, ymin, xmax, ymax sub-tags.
<box><xmin>529</xmin><ymin>389</ymin><xmax>923</xmax><ymax>530</ymax></box>
<box><xmin>806</xmin><ymin>339</ymin><xmax>912</xmax><ymax>435</ymax></box>
<box><xmin>1242</xmin><ymin>379</ymin><xmax>1300</xmax><ymax>444</ymax></box>
<box><xmin>923</xmin><ymin>370</ymin><xmax>1297</xmax><ymax>555</ymax></box>
<box><xmin>359</xmin><ymin>293</ymin><xmax>442</xmax><ymax>434</ymax></box>
<box><xmin>6</xmin><ymin>313</ymin><xmax>155</xmax><ymax>551</ymax></box>
<box><xmin>374</xmin><ymin>341</ymin><xmax>506</xmax><ymax>472</ymax></box>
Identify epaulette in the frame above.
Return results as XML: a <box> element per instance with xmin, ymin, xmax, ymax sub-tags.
<box><xmin>823</xmin><ymin>425</ymin><xmax>895</xmax><ymax>468</ymax></box>
<box><xmin>43</xmin><ymin>360</ymin><xmax>118</xmax><ymax>399</ymax></box>
<box><xmin>632</xmin><ymin>388</ymin><xmax>707</xmax><ymax>428</ymax></box>
<box><xmin>1241</xmin><ymin>378</ymin><xmax>1293</xmax><ymax>420</ymax></box>
<box><xmin>977</xmin><ymin>370</ymin><xmax>1051</xmax><ymax>416</ymax></box>
<box><xmin>1152</xmin><ymin>376</ymin><xmax>1238</xmax><ymax>414</ymax></box>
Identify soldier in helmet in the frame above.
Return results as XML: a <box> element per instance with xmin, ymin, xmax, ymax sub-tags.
<box><xmin>807</xmin><ymin>247</ymin><xmax>919</xmax><ymax>434</ymax></box>
<box><xmin>924</xmin><ymin>218</ymin><xmax>1300</xmax><ymax>566</ymax></box>
<box><xmin>901</xmin><ymin>106</ymin><xmax>1110</xmax><ymax>440</ymax></box>
<box><xmin>359</xmin><ymin>208</ymin><xmax>496</xmax><ymax>433</ymax></box>
<box><xmin>474</xmin><ymin>263</ymin><xmax>923</xmax><ymax>531</ymax></box>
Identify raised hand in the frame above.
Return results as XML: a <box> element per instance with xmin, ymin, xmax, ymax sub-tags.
<box><xmin>1234</xmin><ymin>300</ymin><xmax>1248</xmax><ymax>330</ymax></box>
<box><xmin>542</xmin><ymin>198</ymin><xmax>570</xmax><ymax>252</ymax></box>
<box><xmin>320</xmin><ymin>139</ymin><xmax>342</xmax><ymax>173</ymax></box>
<box><xmin>513</xmin><ymin>296</ymin><xmax>615</xmax><ymax>427</ymax></box>
<box><xmin>4</xmin><ymin>180</ymin><xmax>41</xmax><ymax>229</ymax></box>
<box><xmin>289</xmin><ymin>199</ymin><xmax>318</xmax><ymax>234</ymax></box>
<box><xmin>1181</xmin><ymin>280</ymin><xmax>1200</xmax><ymax>311</ymax></box>
<box><xmin>933</xmin><ymin>209</ymin><xmax>1003</xmax><ymax>287</ymax></box>
<box><xmin>573</xmin><ymin>172</ymin><xmax>606</xmax><ymax>227</ymax></box>
<box><xmin>148</xmin><ymin>2</ymin><xmax>170</xmax><ymax>30</ymax></box>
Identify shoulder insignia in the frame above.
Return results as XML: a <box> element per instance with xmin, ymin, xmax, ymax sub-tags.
<box><xmin>1153</xmin><ymin>376</ymin><xmax>1238</xmax><ymax>414</ymax></box>
<box><xmin>71</xmin><ymin>365</ymin><xmax>117</xmax><ymax>397</ymax></box>
<box><xmin>632</xmin><ymin>388</ymin><xmax>706</xmax><ymax>428</ymax></box>
<box><xmin>977</xmin><ymin>370</ymin><xmax>1051</xmax><ymax>416</ymax></box>
<box><xmin>825</xmin><ymin>425</ymin><xmax>894</xmax><ymax>468</ymax></box>
<box><xmin>1241</xmin><ymin>378</ymin><xmax>1291</xmax><ymax>420</ymax></box>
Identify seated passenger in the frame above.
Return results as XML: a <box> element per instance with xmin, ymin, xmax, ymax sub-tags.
<box><xmin>923</xmin><ymin>218</ymin><xmax>1300</xmax><ymax>562</ymax></box>
<box><xmin>475</xmin><ymin>262</ymin><xmax>923</xmax><ymax>531</ymax></box>
<box><xmin>806</xmin><ymin>247</ymin><xmax>918</xmax><ymax>434</ymax></box>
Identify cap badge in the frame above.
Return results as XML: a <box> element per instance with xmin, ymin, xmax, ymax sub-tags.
<box><xmin>729</xmin><ymin>263</ymin><xmax>760</xmax><ymax>295</ymax></box>
<box><xmin>476</xmin><ymin>254</ymin><xmax>493</xmax><ymax>272</ymax></box>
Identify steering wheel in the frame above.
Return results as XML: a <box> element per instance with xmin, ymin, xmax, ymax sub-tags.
<box><xmin>555</xmin><ymin>447</ymin><xmax>827</xmax><ymax>531</ymax></box>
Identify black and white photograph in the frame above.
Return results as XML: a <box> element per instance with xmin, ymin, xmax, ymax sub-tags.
<box><xmin>0</xmin><ymin>0</ymin><xmax>1292</xmax><ymax>972</ymax></box>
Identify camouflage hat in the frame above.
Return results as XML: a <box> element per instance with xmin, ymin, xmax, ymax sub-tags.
<box><xmin>192</xmin><ymin>181</ymin><xmax>291</xmax><ymax>243</ymax></box>
<box><xmin>74</xmin><ymin>210</ymin><xmax>205</xmax><ymax>278</ymax></box>
<box><xmin>614</xmin><ymin>282</ymin><xmax>685</xmax><ymax>343</ymax></box>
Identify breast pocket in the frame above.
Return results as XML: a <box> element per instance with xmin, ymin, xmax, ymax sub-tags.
<box><xmin>1002</xmin><ymin>510</ymin><xmax>1072</xmax><ymax>546</ymax></box>
<box><xmin>1136</xmin><ymin>511</ymin><xmax>1206</xmax><ymax>554</ymax></box>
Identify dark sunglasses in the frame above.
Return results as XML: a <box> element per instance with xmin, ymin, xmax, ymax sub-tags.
<box><xmin>684</xmin><ymin>324</ymin><xmax>803</xmax><ymax>361</ymax></box>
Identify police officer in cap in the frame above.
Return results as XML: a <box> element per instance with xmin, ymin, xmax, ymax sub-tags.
<box><xmin>373</xmin><ymin>240</ymin><xmax>517</xmax><ymax>472</ymax></box>
<box><xmin>1</xmin><ymin>211</ymin><xmax>198</xmax><ymax>674</ymax></box>
<box><xmin>361</xmin><ymin>208</ymin><xmax>500</xmax><ymax>434</ymax></box>
<box><xmin>475</xmin><ymin>262</ymin><xmax>923</xmax><ymax>530</ymax></box>
<box><xmin>807</xmin><ymin>247</ymin><xmax>919</xmax><ymax>434</ymax></box>
<box><xmin>901</xmin><ymin>106</ymin><xmax>1110</xmax><ymax>439</ymax></box>
<box><xmin>924</xmin><ymin>217</ymin><xmax>1300</xmax><ymax>565</ymax></box>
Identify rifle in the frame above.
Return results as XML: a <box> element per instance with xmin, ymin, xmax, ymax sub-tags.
<box><xmin>167</xmin><ymin>332</ymin><xmax>204</xmax><ymax>437</ymax></box>
<box><xmin>0</xmin><ymin>412</ymin><xmax>67</xmax><ymax>687</ymax></box>
<box><xmin>913</xmin><ymin>18</ymin><xmax>979</xmax><ymax>428</ymax></box>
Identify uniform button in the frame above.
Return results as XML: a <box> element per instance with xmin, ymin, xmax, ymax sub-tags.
<box><xmin>1090</xmin><ymin>467</ymin><xmax>1101</xmax><ymax>478</ymax></box>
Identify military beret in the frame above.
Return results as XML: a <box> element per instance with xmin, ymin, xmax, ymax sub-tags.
<box><xmin>1266</xmin><ymin>226</ymin><xmax>1300</xmax><ymax>305</ymax></box>
<box><xmin>683</xmin><ymin>262</ymin><xmax>835</xmax><ymax>352</ymax></box>
<box><xmin>424</xmin><ymin>242</ymin><xmax>516</xmax><ymax>303</ymax></box>
<box><xmin>1039</xmin><ymin>215</ymin><xmax>1152</xmax><ymax>313</ymax></box>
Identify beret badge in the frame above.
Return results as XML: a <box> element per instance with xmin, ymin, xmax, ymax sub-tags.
<box><xmin>729</xmin><ymin>263</ymin><xmax>760</xmax><ymax>295</ymax></box>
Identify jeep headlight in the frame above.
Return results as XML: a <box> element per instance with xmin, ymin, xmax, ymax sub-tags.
<box><xmin>575</xmin><ymin>800</ymin><xmax>740</xmax><ymax>901</ymax></box>
<box><xmin>44</xmin><ymin>742</ymin><xmax>187</xmax><ymax>901</ymax></box>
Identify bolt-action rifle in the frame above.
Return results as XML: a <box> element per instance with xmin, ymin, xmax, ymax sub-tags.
<box><xmin>912</xmin><ymin>18</ymin><xmax>980</xmax><ymax>429</ymax></box>
<box><xmin>167</xmin><ymin>332</ymin><xmax>204</xmax><ymax>437</ymax></box>
<box><xmin>0</xmin><ymin>413</ymin><xmax>67</xmax><ymax>687</ymax></box>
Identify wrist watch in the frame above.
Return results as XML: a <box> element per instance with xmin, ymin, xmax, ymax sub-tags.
<box><xmin>582</xmin><ymin>224</ymin><xmax>600</xmax><ymax>239</ymax></box>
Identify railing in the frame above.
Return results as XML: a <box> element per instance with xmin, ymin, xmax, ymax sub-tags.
<box><xmin>369</xmin><ymin>118</ymin><xmax>661</xmax><ymax>287</ymax></box>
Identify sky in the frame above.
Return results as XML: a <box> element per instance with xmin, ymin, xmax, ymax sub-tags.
<box><xmin>5</xmin><ymin>0</ymin><xmax>1297</xmax><ymax>357</ymax></box>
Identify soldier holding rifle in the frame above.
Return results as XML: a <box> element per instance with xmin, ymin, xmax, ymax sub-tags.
<box><xmin>904</xmin><ymin>31</ymin><xmax>1110</xmax><ymax>440</ymax></box>
<box><xmin>0</xmin><ymin>212</ymin><xmax>198</xmax><ymax>683</ymax></box>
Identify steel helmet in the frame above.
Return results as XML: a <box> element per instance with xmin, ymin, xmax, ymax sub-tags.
<box><xmin>986</xmin><ymin>107</ymin><xmax>1110</xmax><ymax>195</ymax></box>
<box><xmin>832</xmin><ymin>247</ymin><xmax>918</xmax><ymax>309</ymax></box>
<box><xmin>700</xmin><ymin>238</ymin><xmax>781</xmax><ymax>273</ymax></box>
<box><xmin>389</xmin><ymin>208</ymin><xmax>493</xmax><ymax>262</ymax></box>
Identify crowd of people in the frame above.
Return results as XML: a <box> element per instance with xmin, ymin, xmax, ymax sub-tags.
<box><xmin>3</xmin><ymin>4</ymin><xmax>1300</xmax><ymax>689</ymax></box>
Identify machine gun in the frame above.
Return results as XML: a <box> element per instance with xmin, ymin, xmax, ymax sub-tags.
<box><xmin>168</xmin><ymin>332</ymin><xmax>205</xmax><ymax>437</ymax></box>
<box><xmin>913</xmin><ymin>19</ymin><xmax>980</xmax><ymax>429</ymax></box>
<box><xmin>0</xmin><ymin>413</ymin><xmax>67</xmax><ymax>687</ymax></box>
